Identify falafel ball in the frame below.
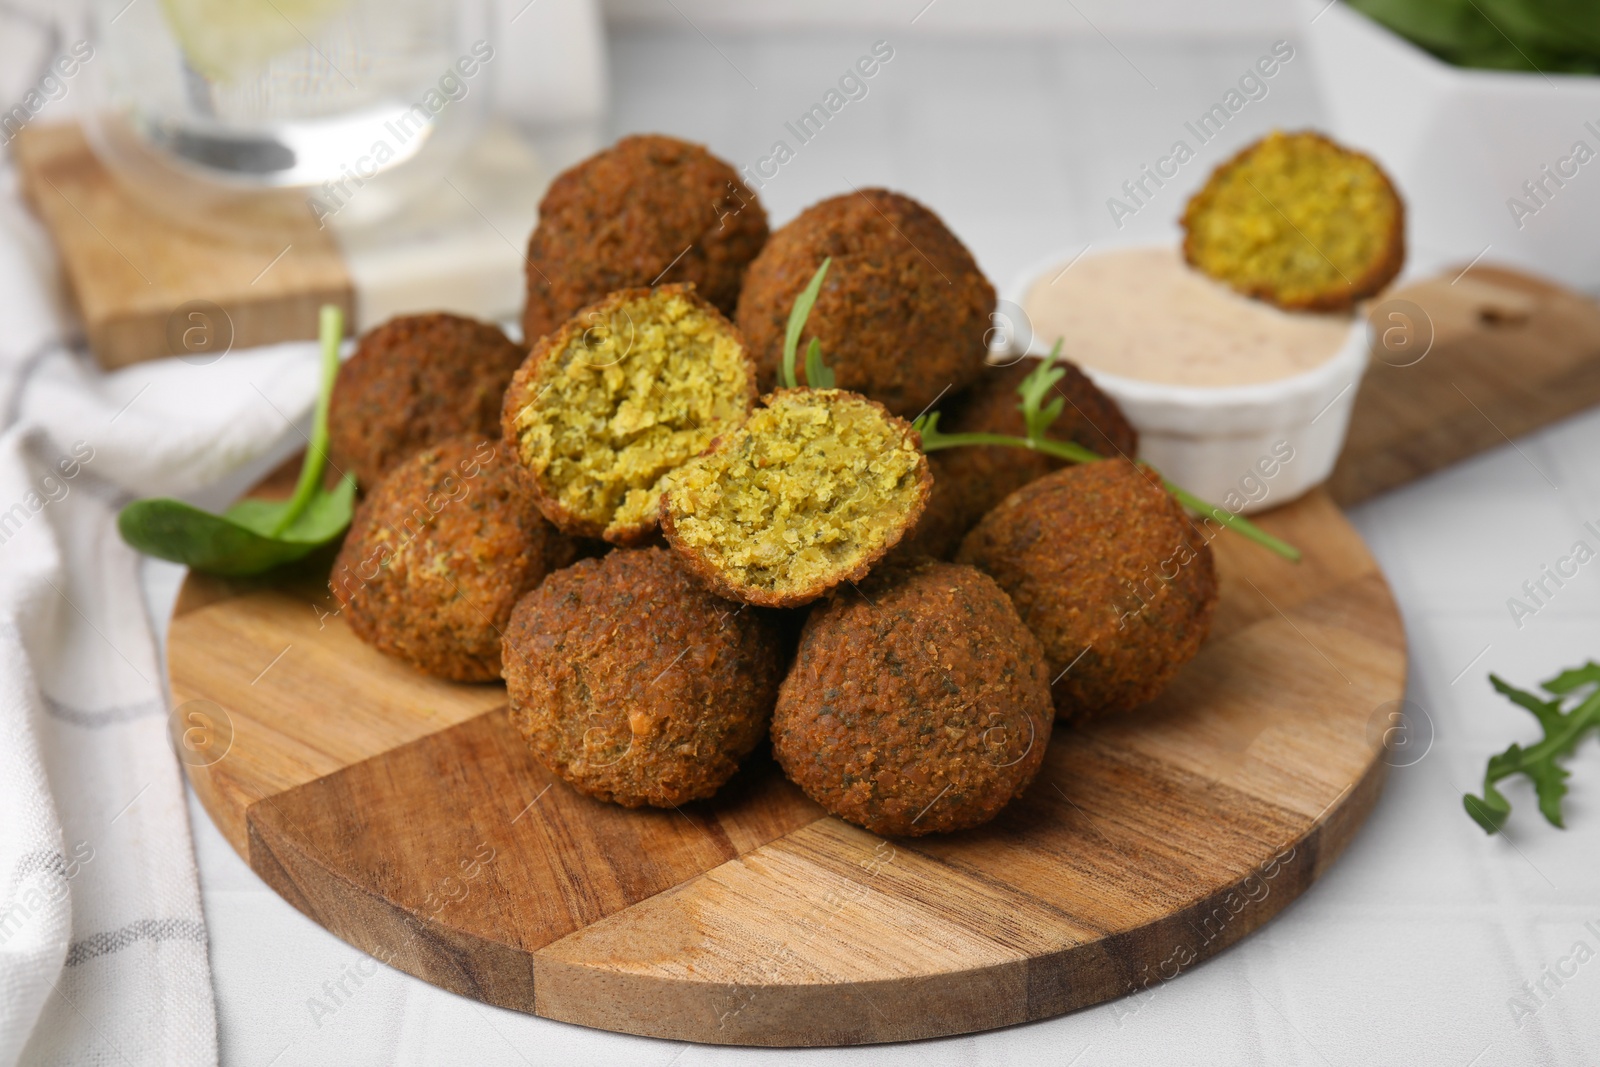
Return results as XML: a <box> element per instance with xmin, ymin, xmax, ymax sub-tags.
<box><xmin>502</xmin><ymin>284</ymin><xmax>758</xmax><ymax>546</ymax></box>
<box><xmin>772</xmin><ymin>559</ymin><xmax>1053</xmax><ymax>836</ymax></box>
<box><xmin>329</xmin><ymin>313</ymin><xmax>527</xmax><ymax>491</ymax></box>
<box><xmin>660</xmin><ymin>388</ymin><xmax>931</xmax><ymax>608</ymax></box>
<box><xmin>1182</xmin><ymin>130</ymin><xmax>1405</xmax><ymax>311</ymax></box>
<box><xmin>736</xmin><ymin>189</ymin><xmax>995</xmax><ymax>417</ymax></box>
<box><xmin>902</xmin><ymin>357</ymin><xmax>1140</xmax><ymax>558</ymax></box>
<box><xmin>331</xmin><ymin>435</ymin><xmax>580</xmax><ymax>682</ymax></box>
<box><xmin>522</xmin><ymin>134</ymin><xmax>769</xmax><ymax>345</ymax></box>
<box><xmin>504</xmin><ymin>547</ymin><xmax>785</xmax><ymax>808</ymax></box>
<box><xmin>957</xmin><ymin>459</ymin><xmax>1217</xmax><ymax>722</ymax></box>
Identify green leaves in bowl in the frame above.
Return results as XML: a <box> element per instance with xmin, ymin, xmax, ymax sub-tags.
<box><xmin>118</xmin><ymin>304</ymin><xmax>356</xmax><ymax>577</ymax></box>
<box><xmin>1465</xmin><ymin>661</ymin><xmax>1600</xmax><ymax>833</ymax></box>
<box><xmin>1349</xmin><ymin>0</ymin><xmax>1600</xmax><ymax>75</ymax></box>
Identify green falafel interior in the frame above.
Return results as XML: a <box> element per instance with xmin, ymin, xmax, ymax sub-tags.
<box><xmin>502</xmin><ymin>285</ymin><xmax>755</xmax><ymax>544</ymax></box>
<box><xmin>660</xmin><ymin>388</ymin><xmax>930</xmax><ymax>607</ymax></box>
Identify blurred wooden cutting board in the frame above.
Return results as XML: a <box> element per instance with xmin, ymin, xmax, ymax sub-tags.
<box><xmin>1328</xmin><ymin>266</ymin><xmax>1600</xmax><ymax>505</ymax></box>
<box><xmin>13</xmin><ymin>121</ymin><xmax>542</xmax><ymax>368</ymax></box>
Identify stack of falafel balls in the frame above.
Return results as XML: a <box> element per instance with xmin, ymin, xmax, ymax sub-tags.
<box><xmin>327</xmin><ymin>134</ymin><xmax>1219</xmax><ymax>837</ymax></box>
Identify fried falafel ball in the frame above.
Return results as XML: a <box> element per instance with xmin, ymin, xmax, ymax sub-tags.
<box><xmin>502</xmin><ymin>284</ymin><xmax>758</xmax><ymax>546</ymax></box>
<box><xmin>1182</xmin><ymin>129</ymin><xmax>1405</xmax><ymax>312</ymax></box>
<box><xmin>522</xmin><ymin>134</ymin><xmax>769</xmax><ymax>345</ymax></box>
<box><xmin>331</xmin><ymin>435</ymin><xmax>580</xmax><ymax>682</ymax></box>
<box><xmin>329</xmin><ymin>314</ymin><xmax>527</xmax><ymax>491</ymax></box>
<box><xmin>736</xmin><ymin>189</ymin><xmax>995</xmax><ymax>417</ymax></box>
<box><xmin>504</xmin><ymin>547</ymin><xmax>785</xmax><ymax>808</ymax></box>
<box><xmin>660</xmin><ymin>388</ymin><xmax>931</xmax><ymax>608</ymax></box>
<box><xmin>772</xmin><ymin>559</ymin><xmax>1053</xmax><ymax>836</ymax></box>
<box><xmin>957</xmin><ymin>459</ymin><xmax>1217</xmax><ymax>723</ymax></box>
<box><xmin>902</xmin><ymin>358</ymin><xmax>1140</xmax><ymax>559</ymax></box>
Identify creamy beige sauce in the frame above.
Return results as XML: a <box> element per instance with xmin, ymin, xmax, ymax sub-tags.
<box><xmin>1022</xmin><ymin>246</ymin><xmax>1352</xmax><ymax>387</ymax></box>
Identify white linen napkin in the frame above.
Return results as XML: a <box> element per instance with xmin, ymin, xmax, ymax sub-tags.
<box><xmin>0</xmin><ymin>174</ymin><xmax>326</xmax><ymax>1065</ymax></box>
<box><xmin>0</xmin><ymin>0</ymin><xmax>605</xmax><ymax>1058</ymax></box>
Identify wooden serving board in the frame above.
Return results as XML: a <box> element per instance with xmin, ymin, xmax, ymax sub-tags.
<box><xmin>168</xmin><ymin>480</ymin><xmax>1404</xmax><ymax>1046</ymax></box>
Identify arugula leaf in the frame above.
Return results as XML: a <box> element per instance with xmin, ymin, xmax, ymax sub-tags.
<box><xmin>1465</xmin><ymin>663</ymin><xmax>1600</xmax><ymax>833</ymax></box>
<box><xmin>781</xmin><ymin>258</ymin><xmax>832</xmax><ymax>390</ymax></box>
<box><xmin>912</xmin><ymin>361</ymin><xmax>1302</xmax><ymax>563</ymax></box>
<box><xmin>1016</xmin><ymin>340</ymin><xmax>1067</xmax><ymax>444</ymax></box>
<box><xmin>804</xmin><ymin>337</ymin><xmax>836</xmax><ymax>389</ymax></box>
<box><xmin>118</xmin><ymin>304</ymin><xmax>356</xmax><ymax>577</ymax></box>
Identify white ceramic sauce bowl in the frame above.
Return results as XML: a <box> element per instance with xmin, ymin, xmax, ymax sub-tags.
<box><xmin>1001</xmin><ymin>244</ymin><xmax>1371</xmax><ymax>515</ymax></box>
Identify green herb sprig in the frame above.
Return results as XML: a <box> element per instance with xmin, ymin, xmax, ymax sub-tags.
<box><xmin>780</xmin><ymin>258</ymin><xmax>835</xmax><ymax>389</ymax></box>
<box><xmin>118</xmin><ymin>304</ymin><xmax>356</xmax><ymax>577</ymax></box>
<box><xmin>913</xmin><ymin>345</ymin><xmax>1301</xmax><ymax>562</ymax></box>
<box><xmin>1464</xmin><ymin>662</ymin><xmax>1600</xmax><ymax>834</ymax></box>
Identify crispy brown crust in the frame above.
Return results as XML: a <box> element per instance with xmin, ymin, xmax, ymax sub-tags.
<box><xmin>329</xmin><ymin>313</ymin><xmax>526</xmax><ymax>491</ymax></box>
<box><xmin>898</xmin><ymin>359</ymin><xmax>1139</xmax><ymax>559</ymax></box>
<box><xmin>735</xmin><ymin>188</ymin><xmax>996</xmax><ymax>417</ymax></box>
<box><xmin>1181</xmin><ymin>130</ymin><xmax>1406</xmax><ymax>312</ymax></box>
<box><xmin>956</xmin><ymin>459</ymin><xmax>1218</xmax><ymax>723</ymax></box>
<box><xmin>659</xmin><ymin>388</ymin><xmax>933</xmax><ymax>609</ymax></box>
<box><xmin>503</xmin><ymin>547</ymin><xmax>785</xmax><ymax>808</ymax></box>
<box><xmin>522</xmin><ymin>134</ymin><xmax>769</xmax><ymax>345</ymax></box>
<box><xmin>772</xmin><ymin>559</ymin><xmax>1054</xmax><ymax>836</ymax></box>
<box><xmin>500</xmin><ymin>283</ymin><xmax>759</xmax><ymax>543</ymax></box>
<box><xmin>331</xmin><ymin>435</ymin><xmax>580</xmax><ymax>682</ymax></box>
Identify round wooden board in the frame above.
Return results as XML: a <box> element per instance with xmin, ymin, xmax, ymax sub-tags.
<box><xmin>167</xmin><ymin>484</ymin><xmax>1404</xmax><ymax>1047</ymax></box>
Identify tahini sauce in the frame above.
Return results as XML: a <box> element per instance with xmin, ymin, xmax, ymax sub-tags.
<box><xmin>1022</xmin><ymin>246</ymin><xmax>1352</xmax><ymax>388</ymax></box>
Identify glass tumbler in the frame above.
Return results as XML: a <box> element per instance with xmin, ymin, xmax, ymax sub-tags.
<box><xmin>83</xmin><ymin>0</ymin><xmax>490</xmax><ymax>237</ymax></box>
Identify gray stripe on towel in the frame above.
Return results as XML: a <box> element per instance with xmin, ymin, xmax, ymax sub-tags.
<box><xmin>44</xmin><ymin>695</ymin><xmax>164</xmax><ymax>728</ymax></box>
<box><xmin>65</xmin><ymin>917</ymin><xmax>207</xmax><ymax>966</ymax></box>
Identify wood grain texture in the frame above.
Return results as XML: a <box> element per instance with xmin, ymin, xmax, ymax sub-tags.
<box><xmin>1328</xmin><ymin>265</ymin><xmax>1600</xmax><ymax>505</ymax></box>
<box><xmin>12</xmin><ymin>123</ymin><xmax>354</xmax><ymax>369</ymax></box>
<box><xmin>170</xmin><ymin>487</ymin><xmax>1405</xmax><ymax>1045</ymax></box>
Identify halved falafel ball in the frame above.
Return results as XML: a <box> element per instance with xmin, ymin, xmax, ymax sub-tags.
<box><xmin>522</xmin><ymin>134</ymin><xmax>769</xmax><ymax>345</ymax></box>
<box><xmin>660</xmin><ymin>388</ymin><xmax>931</xmax><ymax>608</ymax></box>
<box><xmin>736</xmin><ymin>189</ymin><xmax>995</xmax><ymax>417</ymax></box>
<box><xmin>503</xmin><ymin>547</ymin><xmax>785</xmax><ymax>808</ymax></box>
<box><xmin>957</xmin><ymin>459</ymin><xmax>1218</xmax><ymax>723</ymax></box>
<box><xmin>329</xmin><ymin>313</ymin><xmax>526</xmax><ymax>491</ymax></box>
<box><xmin>331</xmin><ymin>435</ymin><xmax>580</xmax><ymax>682</ymax></box>
<box><xmin>1182</xmin><ymin>130</ymin><xmax>1405</xmax><ymax>312</ymax></box>
<box><xmin>902</xmin><ymin>358</ymin><xmax>1140</xmax><ymax>558</ymax></box>
<box><xmin>772</xmin><ymin>559</ymin><xmax>1053</xmax><ymax>836</ymax></box>
<box><xmin>502</xmin><ymin>284</ymin><xmax>757</xmax><ymax>546</ymax></box>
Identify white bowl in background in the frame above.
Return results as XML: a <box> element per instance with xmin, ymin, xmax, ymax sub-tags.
<box><xmin>1303</xmin><ymin>0</ymin><xmax>1600</xmax><ymax>293</ymax></box>
<box><xmin>1002</xmin><ymin>244</ymin><xmax>1371</xmax><ymax>514</ymax></box>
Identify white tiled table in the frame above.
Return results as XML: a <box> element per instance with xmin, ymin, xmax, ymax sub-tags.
<box><xmin>147</xmin><ymin>25</ymin><xmax>1600</xmax><ymax>1067</ymax></box>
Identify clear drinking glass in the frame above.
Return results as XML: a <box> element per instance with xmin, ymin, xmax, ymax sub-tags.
<box><xmin>83</xmin><ymin>0</ymin><xmax>489</xmax><ymax>237</ymax></box>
